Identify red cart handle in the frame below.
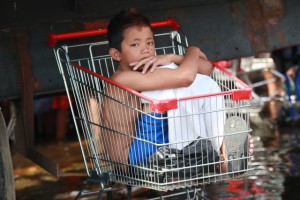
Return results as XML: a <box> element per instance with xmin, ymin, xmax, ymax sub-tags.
<box><xmin>47</xmin><ymin>18</ymin><xmax>180</xmax><ymax>47</ymax></box>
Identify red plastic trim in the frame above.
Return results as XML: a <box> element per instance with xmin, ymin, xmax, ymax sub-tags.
<box><xmin>70</xmin><ymin>62</ymin><xmax>178</xmax><ymax>112</ymax></box>
<box><xmin>70</xmin><ymin>61</ymin><xmax>251</xmax><ymax>113</ymax></box>
<box><xmin>48</xmin><ymin>18</ymin><xmax>180</xmax><ymax>47</ymax></box>
<box><xmin>150</xmin><ymin>99</ymin><xmax>178</xmax><ymax>113</ymax></box>
<box><xmin>47</xmin><ymin>29</ymin><xmax>107</xmax><ymax>47</ymax></box>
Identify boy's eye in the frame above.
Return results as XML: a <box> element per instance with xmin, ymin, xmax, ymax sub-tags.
<box><xmin>131</xmin><ymin>43</ymin><xmax>139</xmax><ymax>47</ymax></box>
<box><xmin>148</xmin><ymin>41</ymin><xmax>154</xmax><ymax>46</ymax></box>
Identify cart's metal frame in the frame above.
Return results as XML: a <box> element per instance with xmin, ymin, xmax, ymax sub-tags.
<box><xmin>49</xmin><ymin>19</ymin><xmax>254</xmax><ymax>199</ymax></box>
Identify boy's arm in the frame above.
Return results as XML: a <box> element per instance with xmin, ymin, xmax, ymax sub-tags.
<box><xmin>131</xmin><ymin>47</ymin><xmax>214</xmax><ymax>75</ymax></box>
<box><xmin>169</xmin><ymin>53</ymin><xmax>214</xmax><ymax>75</ymax></box>
<box><xmin>113</xmin><ymin>46</ymin><xmax>204</xmax><ymax>92</ymax></box>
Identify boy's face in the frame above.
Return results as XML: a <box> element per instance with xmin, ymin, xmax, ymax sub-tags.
<box><xmin>117</xmin><ymin>25</ymin><xmax>155</xmax><ymax>70</ymax></box>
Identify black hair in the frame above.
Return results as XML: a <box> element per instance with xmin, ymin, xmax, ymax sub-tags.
<box><xmin>107</xmin><ymin>8</ymin><xmax>152</xmax><ymax>51</ymax></box>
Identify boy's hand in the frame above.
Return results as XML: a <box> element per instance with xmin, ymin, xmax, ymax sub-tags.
<box><xmin>130</xmin><ymin>54</ymin><xmax>172</xmax><ymax>74</ymax></box>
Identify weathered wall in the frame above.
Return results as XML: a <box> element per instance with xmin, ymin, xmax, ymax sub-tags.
<box><xmin>1</xmin><ymin>0</ymin><xmax>299</xmax><ymax>99</ymax></box>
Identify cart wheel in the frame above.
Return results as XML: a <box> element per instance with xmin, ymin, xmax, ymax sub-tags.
<box><xmin>0</xmin><ymin>108</ymin><xmax>16</xmax><ymax>200</ymax></box>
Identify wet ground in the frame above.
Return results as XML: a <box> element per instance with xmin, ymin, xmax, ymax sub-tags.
<box><xmin>13</xmin><ymin>101</ymin><xmax>300</xmax><ymax>200</ymax></box>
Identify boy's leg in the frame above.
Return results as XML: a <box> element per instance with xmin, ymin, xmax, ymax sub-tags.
<box><xmin>89</xmin><ymin>98</ymin><xmax>105</xmax><ymax>154</ymax></box>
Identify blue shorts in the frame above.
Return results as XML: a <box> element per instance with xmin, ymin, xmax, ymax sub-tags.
<box><xmin>128</xmin><ymin>112</ymin><xmax>168</xmax><ymax>165</ymax></box>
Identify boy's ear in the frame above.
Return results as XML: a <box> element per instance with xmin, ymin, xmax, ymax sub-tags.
<box><xmin>109</xmin><ymin>48</ymin><xmax>121</xmax><ymax>61</ymax></box>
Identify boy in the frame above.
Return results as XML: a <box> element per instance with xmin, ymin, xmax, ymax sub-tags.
<box><xmin>91</xmin><ymin>8</ymin><xmax>253</xmax><ymax>173</ymax></box>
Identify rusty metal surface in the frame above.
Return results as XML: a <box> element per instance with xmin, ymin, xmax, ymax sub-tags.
<box><xmin>0</xmin><ymin>31</ymin><xmax>18</xmax><ymax>100</ymax></box>
<box><xmin>0</xmin><ymin>0</ymin><xmax>225</xmax><ymax>29</ymax></box>
<box><xmin>1</xmin><ymin>0</ymin><xmax>300</xmax><ymax>100</ymax></box>
<box><xmin>244</xmin><ymin>0</ymin><xmax>285</xmax><ymax>52</ymax></box>
<box><xmin>15</xmin><ymin>32</ymin><xmax>34</xmax><ymax>152</ymax></box>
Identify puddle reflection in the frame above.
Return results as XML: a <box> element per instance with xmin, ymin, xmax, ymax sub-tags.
<box><xmin>14</xmin><ymin>107</ymin><xmax>300</xmax><ymax>199</ymax></box>
<box><xmin>203</xmin><ymin>104</ymin><xmax>300</xmax><ymax>200</ymax></box>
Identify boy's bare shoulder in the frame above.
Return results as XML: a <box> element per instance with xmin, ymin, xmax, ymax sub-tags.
<box><xmin>110</xmin><ymin>70</ymin><xmax>121</xmax><ymax>81</ymax></box>
<box><xmin>111</xmin><ymin>70</ymin><xmax>127</xmax><ymax>81</ymax></box>
<box><xmin>110</xmin><ymin>70</ymin><xmax>138</xmax><ymax>84</ymax></box>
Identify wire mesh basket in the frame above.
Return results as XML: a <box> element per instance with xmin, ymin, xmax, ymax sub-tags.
<box><xmin>48</xmin><ymin>19</ymin><xmax>253</xmax><ymax>192</ymax></box>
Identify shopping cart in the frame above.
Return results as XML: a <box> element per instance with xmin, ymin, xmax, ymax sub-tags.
<box><xmin>48</xmin><ymin>18</ymin><xmax>253</xmax><ymax>199</ymax></box>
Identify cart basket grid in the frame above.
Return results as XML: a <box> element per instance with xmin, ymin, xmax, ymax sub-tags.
<box><xmin>48</xmin><ymin>19</ymin><xmax>253</xmax><ymax>192</ymax></box>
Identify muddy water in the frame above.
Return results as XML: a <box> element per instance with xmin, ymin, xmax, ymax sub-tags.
<box><xmin>13</xmin><ymin>102</ymin><xmax>300</xmax><ymax>199</ymax></box>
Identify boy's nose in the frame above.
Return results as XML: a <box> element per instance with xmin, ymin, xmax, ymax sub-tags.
<box><xmin>142</xmin><ymin>46</ymin><xmax>150</xmax><ymax>54</ymax></box>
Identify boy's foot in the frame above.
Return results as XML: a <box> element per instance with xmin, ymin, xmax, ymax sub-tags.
<box><xmin>148</xmin><ymin>146</ymin><xmax>179</xmax><ymax>169</ymax></box>
<box><xmin>147</xmin><ymin>139</ymin><xmax>218</xmax><ymax>182</ymax></box>
<box><xmin>224</xmin><ymin>116</ymin><xmax>249</xmax><ymax>175</ymax></box>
